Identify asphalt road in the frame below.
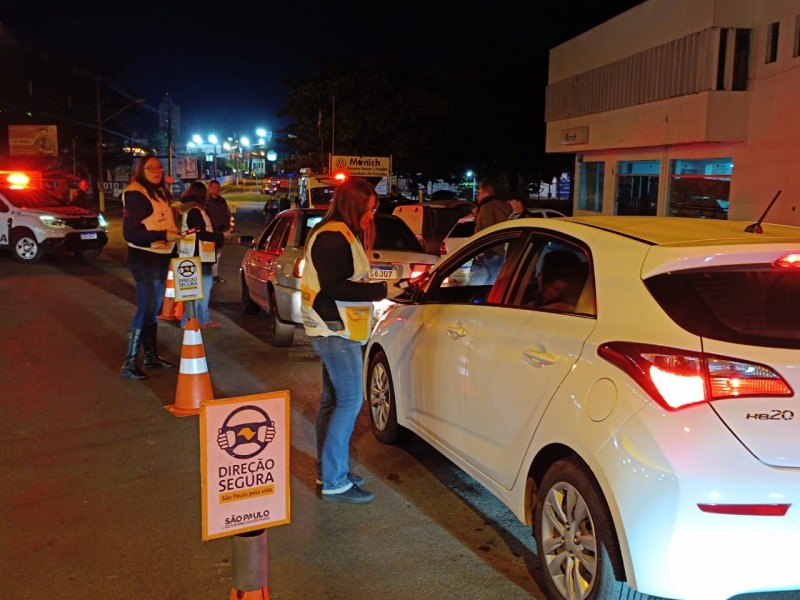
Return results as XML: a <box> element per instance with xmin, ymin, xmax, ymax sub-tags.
<box><xmin>0</xmin><ymin>209</ymin><xmax>548</xmax><ymax>600</ymax></box>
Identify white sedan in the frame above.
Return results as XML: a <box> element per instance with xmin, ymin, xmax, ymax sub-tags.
<box><xmin>364</xmin><ymin>215</ymin><xmax>800</xmax><ymax>600</ymax></box>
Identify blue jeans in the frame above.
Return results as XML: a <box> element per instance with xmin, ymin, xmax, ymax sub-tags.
<box><xmin>128</xmin><ymin>260</ymin><xmax>169</xmax><ymax>329</ymax></box>
<box><xmin>311</xmin><ymin>335</ymin><xmax>365</xmax><ymax>494</ymax></box>
<box><xmin>180</xmin><ymin>263</ymin><xmax>214</xmax><ymax>327</ymax></box>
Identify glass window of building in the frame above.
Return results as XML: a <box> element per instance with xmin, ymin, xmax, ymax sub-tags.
<box><xmin>578</xmin><ymin>161</ymin><xmax>604</xmax><ymax>212</ymax></box>
<box><xmin>615</xmin><ymin>160</ymin><xmax>659</xmax><ymax>215</ymax></box>
<box><xmin>668</xmin><ymin>158</ymin><xmax>732</xmax><ymax>220</ymax></box>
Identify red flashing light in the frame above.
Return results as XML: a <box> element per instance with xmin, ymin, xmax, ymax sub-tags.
<box><xmin>6</xmin><ymin>172</ymin><xmax>31</xmax><ymax>188</ymax></box>
<box><xmin>334</xmin><ymin>172</ymin><xmax>347</xmax><ymax>182</ymax></box>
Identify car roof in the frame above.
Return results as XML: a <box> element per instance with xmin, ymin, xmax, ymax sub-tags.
<box><xmin>564</xmin><ymin>215</ymin><xmax>800</xmax><ymax>246</ymax></box>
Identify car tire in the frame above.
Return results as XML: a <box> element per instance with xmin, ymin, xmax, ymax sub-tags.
<box><xmin>11</xmin><ymin>230</ymin><xmax>44</xmax><ymax>263</ymax></box>
<box><xmin>533</xmin><ymin>458</ymin><xmax>648</xmax><ymax>600</ymax></box>
<box><xmin>74</xmin><ymin>248</ymin><xmax>102</xmax><ymax>259</ymax></box>
<box><xmin>366</xmin><ymin>350</ymin><xmax>411</xmax><ymax>445</ymax></box>
<box><xmin>241</xmin><ymin>273</ymin><xmax>260</xmax><ymax>315</ymax></box>
<box><xmin>267</xmin><ymin>290</ymin><xmax>295</xmax><ymax>347</ymax></box>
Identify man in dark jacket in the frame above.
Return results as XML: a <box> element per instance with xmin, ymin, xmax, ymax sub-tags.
<box><xmin>205</xmin><ymin>179</ymin><xmax>231</xmax><ymax>283</ymax></box>
<box><xmin>474</xmin><ymin>179</ymin><xmax>511</xmax><ymax>232</ymax></box>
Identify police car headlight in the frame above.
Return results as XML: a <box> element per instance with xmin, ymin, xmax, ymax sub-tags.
<box><xmin>40</xmin><ymin>215</ymin><xmax>66</xmax><ymax>228</ymax></box>
<box><xmin>97</xmin><ymin>213</ymin><xmax>109</xmax><ymax>228</ymax></box>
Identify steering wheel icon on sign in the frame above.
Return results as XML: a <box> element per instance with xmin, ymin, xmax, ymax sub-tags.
<box><xmin>177</xmin><ymin>259</ymin><xmax>197</xmax><ymax>278</ymax></box>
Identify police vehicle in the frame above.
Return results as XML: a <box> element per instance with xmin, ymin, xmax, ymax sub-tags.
<box><xmin>0</xmin><ymin>171</ymin><xmax>109</xmax><ymax>263</ymax></box>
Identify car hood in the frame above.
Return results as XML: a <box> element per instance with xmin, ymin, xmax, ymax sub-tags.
<box><xmin>18</xmin><ymin>206</ymin><xmax>98</xmax><ymax>217</ymax></box>
<box><xmin>703</xmin><ymin>339</ymin><xmax>800</xmax><ymax>468</ymax></box>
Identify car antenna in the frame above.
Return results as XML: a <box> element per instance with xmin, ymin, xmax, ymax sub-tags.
<box><xmin>744</xmin><ymin>189</ymin><xmax>782</xmax><ymax>234</ymax></box>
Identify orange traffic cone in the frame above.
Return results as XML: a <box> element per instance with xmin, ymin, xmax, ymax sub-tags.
<box><xmin>158</xmin><ymin>268</ymin><xmax>182</xmax><ymax>321</ymax></box>
<box><xmin>229</xmin><ymin>588</ymin><xmax>270</xmax><ymax>600</ymax></box>
<box><xmin>165</xmin><ymin>316</ymin><xmax>213</xmax><ymax>416</ymax></box>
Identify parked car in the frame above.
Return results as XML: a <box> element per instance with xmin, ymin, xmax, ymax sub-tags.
<box><xmin>0</xmin><ymin>171</ymin><xmax>109</xmax><ymax>263</ymax></box>
<box><xmin>364</xmin><ymin>215</ymin><xmax>800</xmax><ymax>600</ymax></box>
<box><xmin>239</xmin><ymin>208</ymin><xmax>438</xmax><ymax>346</ymax></box>
<box><xmin>391</xmin><ymin>199</ymin><xmax>475</xmax><ymax>255</ymax></box>
<box><xmin>441</xmin><ymin>208</ymin><xmax>565</xmax><ymax>256</ymax></box>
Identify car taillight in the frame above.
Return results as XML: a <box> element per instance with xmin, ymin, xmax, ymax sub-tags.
<box><xmin>439</xmin><ymin>241</ymin><xmax>447</xmax><ymax>255</ymax></box>
<box><xmin>598</xmin><ymin>342</ymin><xmax>792</xmax><ymax>411</ymax></box>
<box><xmin>773</xmin><ymin>253</ymin><xmax>800</xmax><ymax>267</ymax></box>
<box><xmin>292</xmin><ymin>257</ymin><xmax>305</xmax><ymax>278</ymax></box>
<box><xmin>410</xmin><ymin>263</ymin><xmax>432</xmax><ymax>279</ymax></box>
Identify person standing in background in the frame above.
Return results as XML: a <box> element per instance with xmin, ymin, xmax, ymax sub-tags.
<box><xmin>506</xmin><ymin>190</ymin><xmax>535</xmax><ymax>219</ymax></box>
<box><xmin>474</xmin><ymin>179</ymin><xmax>511</xmax><ymax>232</ymax></box>
<box><xmin>72</xmin><ymin>179</ymin><xmax>90</xmax><ymax>208</ymax></box>
<box><xmin>178</xmin><ymin>181</ymin><xmax>230</xmax><ymax>329</ymax></box>
<box><xmin>205</xmin><ymin>179</ymin><xmax>231</xmax><ymax>283</ymax></box>
<box><xmin>55</xmin><ymin>178</ymin><xmax>70</xmax><ymax>204</ymax></box>
<box><xmin>120</xmin><ymin>155</ymin><xmax>182</xmax><ymax>380</ymax></box>
<box><xmin>301</xmin><ymin>177</ymin><xmax>389</xmax><ymax>504</ymax></box>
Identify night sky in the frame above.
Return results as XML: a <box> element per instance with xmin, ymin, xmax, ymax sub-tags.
<box><xmin>3</xmin><ymin>0</ymin><xmax>644</xmax><ymax>154</ymax></box>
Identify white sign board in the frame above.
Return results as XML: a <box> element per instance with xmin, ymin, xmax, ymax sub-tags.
<box><xmin>200</xmin><ymin>391</ymin><xmax>291</xmax><ymax>540</ymax></box>
<box><xmin>171</xmin><ymin>256</ymin><xmax>204</xmax><ymax>301</ymax></box>
<box><xmin>330</xmin><ymin>155</ymin><xmax>391</xmax><ymax>178</ymax></box>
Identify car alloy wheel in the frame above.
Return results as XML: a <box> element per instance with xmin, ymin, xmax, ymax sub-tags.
<box><xmin>534</xmin><ymin>458</ymin><xmax>643</xmax><ymax>600</ymax></box>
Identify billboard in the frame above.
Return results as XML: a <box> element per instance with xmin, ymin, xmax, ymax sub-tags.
<box><xmin>330</xmin><ymin>155</ymin><xmax>391</xmax><ymax>178</ymax></box>
<box><xmin>8</xmin><ymin>125</ymin><xmax>59</xmax><ymax>157</ymax></box>
<box><xmin>175</xmin><ymin>155</ymin><xmax>199</xmax><ymax>179</ymax></box>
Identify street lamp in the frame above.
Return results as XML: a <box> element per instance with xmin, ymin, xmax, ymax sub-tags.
<box><xmin>96</xmin><ymin>80</ymin><xmax>144</xmax><ymax>213</ymax></box>
<box><xmin>466</xmin><ymin>170</ymin><xmax>476</xmax><ymax>202</ymax></box>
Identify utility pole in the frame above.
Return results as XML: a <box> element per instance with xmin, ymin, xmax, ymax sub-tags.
<box><xmin>95</xmin><ymin>77</ymin><xmax>144</xmax><ymax>213</ymax></box>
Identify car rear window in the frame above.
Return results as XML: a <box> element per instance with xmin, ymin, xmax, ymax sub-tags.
<box><xmin>646</xmin><ymin>265</ymin><xmax>800</xmax><ymax>348</ymax></box>
<box><xmin>449</xmin><ymin>220</ymin><xmax>475</xmax><ymax>238</ymax></box>
<box><xmin>375</xmin><ymin>216</ymin><xmax>426</xmax><ymax>251</ymax></box>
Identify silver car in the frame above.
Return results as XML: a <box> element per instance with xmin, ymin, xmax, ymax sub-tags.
<box><xmin>239</xmin><ymin>207</ymin><xmax>439</xmax><ymax>346</ymax></box>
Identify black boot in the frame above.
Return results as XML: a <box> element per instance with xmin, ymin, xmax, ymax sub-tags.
<box><xmin>120</xmin><ymin>328</ymin><xmax>148</xmax><ymax>380</ymax></box>
<box><xmin>142</xmin><ymin>322</ymin><xmax>175</xmax><ymax>369</ymax></box>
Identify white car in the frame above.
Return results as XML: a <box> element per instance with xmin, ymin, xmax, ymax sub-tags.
<box><xmin>0</xmin><ymin>171</ymin><xmax>108</xmax><ymax>263</ymax></box>
<box><xmin>441</xmin><ymin>208</ymin><xmax>565</xmax><ymax>256</ymax></box>
<box><xmin>364</xmin><ymin>215</ymin><xmax>800</xmax><ymax>600</ymax></box>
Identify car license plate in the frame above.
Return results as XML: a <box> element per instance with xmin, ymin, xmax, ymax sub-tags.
<box><xmin>370</xmin><ymin>266</ymin><xmax>395</xmax><ymax>280</ymax></box>
<box><xmin>80</xmin><ymin>232</ymin><xmax>97</xmax><ymax>240</ymax></box>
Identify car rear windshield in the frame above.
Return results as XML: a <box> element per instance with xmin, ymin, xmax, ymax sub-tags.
<box><xmin>449</xmin><ymin>220</ymin><xmax>475</xmax><ymax>238</ymax></box>
<box><xmin>424</xmin><ymin>207</ymin><xmax>474</xmax><ymax>238</ymax></box>
<box><xmin>1</xmin><ymin>187</ymin><xmax>66</xmax><ymax>208</ymax></box>
<box><xmin>646</xmin><ymin>264</ymin><xmax>800</xmax><ymax>348</ymax></box>
<box><xmin>375</xmin><ymin>216</ymin><xmax>426</xmax><ymax>251</ymax></box>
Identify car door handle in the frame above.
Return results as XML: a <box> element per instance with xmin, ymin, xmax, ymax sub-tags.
<box><xmin>446</xmin><ymin>324</ymin><xmax>467</xmax><ymax>339</ymax></box>
<box><xmin>523</xmin><ymin>348</ymin><xmax>556</xmax><ymax>367</ymax></box>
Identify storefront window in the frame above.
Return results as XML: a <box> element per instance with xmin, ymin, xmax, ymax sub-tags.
<box><xmin>616</xmin><ymin>160</ymin><xmax>659</xmax><ymax>215</ymax></box>
<box><xmin>668</xmin><ymin>158</ymin><xmax>732</xmax><ymax>220</ymax></box>
<box><xmin>578</xmin><ymin>161</ymin><xmax>604</xmax><ymax>212</ymax></box>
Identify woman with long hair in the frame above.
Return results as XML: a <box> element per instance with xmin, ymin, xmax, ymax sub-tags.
<box><xmin>120</xmin><ymin>154</ymin><xmax>182</xmax><ymax>380</ymax></box>
<box><xmin>301</xmin><ymin>177</ymin><xmax>388</xmax><ymax>504</ymax></box>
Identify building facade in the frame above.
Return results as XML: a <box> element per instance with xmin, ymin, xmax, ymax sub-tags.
<box><xmin>545</xmin><ymin>0</ymin><xmax>800</xmax><ymax>224</ymax></box>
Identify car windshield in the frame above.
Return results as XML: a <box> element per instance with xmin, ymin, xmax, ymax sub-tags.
<box><xmin>646</xmin><ymin>264</ymin><xmax>800</xmax><ymax>348</ymax></box>
<box><xmin>1</xmin><ymin>187</ymin><xmax>67</xmax><ymax>208</ymax></box>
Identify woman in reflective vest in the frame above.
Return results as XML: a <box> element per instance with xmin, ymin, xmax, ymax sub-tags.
<box><xmin>301</xmin><ymin>177</ymin><xmax>388</xmax><ymax>504</ymax></box>
<box><xmin>120</xmin><ymin>155</ymin><xmax>181</xmax><ymax>380</ymax></box>
<box><xmin>177</xmin><ymin>181</ymin><xmax>230</xmax><ymax>329</ymax></box>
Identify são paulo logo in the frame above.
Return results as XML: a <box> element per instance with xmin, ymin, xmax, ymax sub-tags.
<box><xmin>217</xmin><ymin>405</ymin><xmax>276</xmax><ymax>459</ymax></box>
